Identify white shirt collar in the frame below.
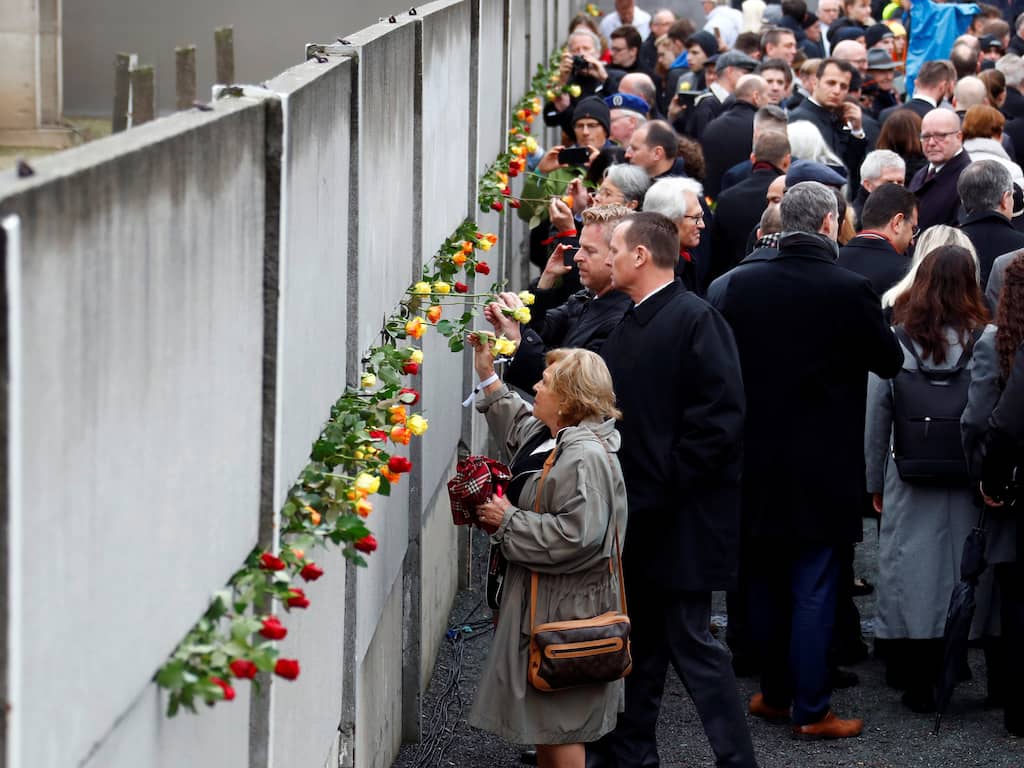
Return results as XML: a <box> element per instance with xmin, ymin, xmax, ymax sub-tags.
<box><xmin>710</xmin><ymin>81</ymin><xmax>730</xmax><ymax>103</ymax></box>
<box><xmin>635</xmin><ymin>280</ymin><xmax>675</xmax><ymax>308</ymax></box>
<box><xmin>915</xmin><ymin>93</ymin><xmax>938</xmax><ymax>108</ymax></box>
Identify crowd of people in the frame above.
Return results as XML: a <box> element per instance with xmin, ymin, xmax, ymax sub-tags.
<box><xmin>460</xmin><ymin>0</ymin><xmax>1024</xmax><ymax>765</ymax></box>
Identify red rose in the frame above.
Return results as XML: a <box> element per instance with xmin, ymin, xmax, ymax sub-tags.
<box><xmin>368</xmin><ymin>429</ymin><xmax>387</xmax><ymax>441</ymax></box>
<box><xmin>510</xmin><ymin>199</ymin><xmax>521</xmax><ymax>209</ymax></box>
<box><xmin>355</xmin><ymin>534</ymin><xmax>378</xmax><ymax>553</ymax></box>
<box><xmin>502</xmin><ymin>186</ymin><xmax>511</xmax><ymax>196</ymax></box>
<box><xmin>287</xmin><ymin>588</ymin><xmax>310</xmax><ymax>609</ymax></box>
<box><xmin>259</xmin><ymin>552</ymin><xmax>286</xmax><ymax>571</ymax></box>
<box><xmin>229</xmin><ymin>659</ymin><xmax>258</xmax><ymax>679</ymax></box>
<box><xmin>300</xmin><ymin>562</ymin><xmax>324</xmax><ymax>582</ymax></box>
<box><xmin>388</xmin><ymin>455</ymin><xmax>413</xmax><ymax>474</ymax></box>
<box><xmin>275</xmin><ymin>658</ymin><xmax>301</xmax><ymax>680</ymax></box>
<box><xmin>210</xmin><ymin>676</ymin><xmax>236</xmax><ymax>701</ymax></box>
<box><xmin>508</xmin><ymin>166</ymin><xmax>519</xmax><ymax>177</ymax></box>
<box><xmin>399</xmin><ymin>387</ymin><xmax>420</xmax><ymax>404</ymax></box>
<box><xmin>491</xmin><ymin>201</ymin><xmax>503</xmax><ymax>212</ymax></box>
<box><xmin>454</xmin><ymin>282</ymin><xmax>469</xmax><ymax>293</ymax></box>
<box><xmin>475</xmin><ymin>262</ymin><xmax>491</xmax><ymax>275</ymax></box>
<box><xmin>403</xmin><ymin>361</ymin><xmax>420</xmax><ymax>375</ymax></box>
<box><xmin>259</xmin><ymin>616</ymin><xmax>288</xmax><ymax>640</ymax></box>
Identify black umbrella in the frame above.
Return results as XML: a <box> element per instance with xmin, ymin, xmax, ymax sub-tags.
<box><xmin>933</xmin><ymin>507</ymin><xmax>988</xmax><ymax>735</ymax></box>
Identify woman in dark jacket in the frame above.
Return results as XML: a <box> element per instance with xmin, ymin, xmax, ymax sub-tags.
<box><xmin>961</xmin><ymin>254</ymin><xmax>1024</xmax><ymax>737</ymax></box>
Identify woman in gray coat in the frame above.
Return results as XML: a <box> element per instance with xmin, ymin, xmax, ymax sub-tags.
<box><xmin>962</xmin><ymin>254</ymin><xmax>1024</xmax><ymax>733</ymax></box>
<box><xmin>865</xmin><ymin>245</ymin><xmax>990</xmax><ymax>713</ymax></box>
<box><xmin>466</xmin><ymin>339</ymin><xmax>628</xmax><ymax>768</ymax></box>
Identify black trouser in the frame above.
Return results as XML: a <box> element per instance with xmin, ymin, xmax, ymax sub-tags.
<box><xmin>996</xmin><ymin>562</ymin><xmax>1024</xmax><ymax>735</ymax></box>
<box><xmin>588</xmin><ymin>588</ymin><xmax>758</xmax><ymax>768</ymax></box>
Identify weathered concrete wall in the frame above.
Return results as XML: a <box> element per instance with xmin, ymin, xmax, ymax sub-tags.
<box><xmin>0</xmin><ymin>98</ymin><xmax>267</xmax><ymax>768</ymax></box>
<box><xmin>356</xmin><ymin>576</ymin><xmax>404</xmax><ymax>768</ymax></box>
<box><xmin>0</xmin><ymin>2</ymin><xmax>575</xmax><ymax>767</ymax></box>
<box><xmin>0</xmin><ymin>0</ymin><xmax>39</xmax><ymax>129</ymax></box>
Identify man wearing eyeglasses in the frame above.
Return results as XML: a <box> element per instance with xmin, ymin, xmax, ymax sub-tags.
<box><xmin>908</xmin><ymin>108</ymin><xmax>973</xmax><ymax>230</ymax></box>
<box><xmin>837</xmin><ymin>183</ymin><xmax>918</xmax><ymax>297</ymax></box>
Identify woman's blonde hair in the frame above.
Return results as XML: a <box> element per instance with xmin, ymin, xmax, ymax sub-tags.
<box><xmin>881</xmin><ymin>225</ymin><xmax>980</xmax><ymax>308</ymax></box>
<box><xmin>544</xmin><ymin>348</ymin><xmax>622</xmax><ymax>423</ymax></box>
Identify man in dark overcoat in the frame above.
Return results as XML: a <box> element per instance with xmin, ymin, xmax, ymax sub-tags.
<box><xmin>908</xmin><ymin>108</ymin><xmax>973</xmax><ymax>230</ymax></box>
<box><xmin>837</xmin><ymin>182</ymin><xmax>917</xmax><ymax>296</ymax></box>
<box><xmin>707</xmin><ymin>181</ymin><xmax>903</xmax><ymax>740</ymax></box>
<box><xmin>706</xmin><ymin>132</ymin><xmax>791</xmax><ymax>287</ymax></box>
<box><xmin>787</xmin><ymin>59</ymin><xmax>867</xmax><ymax>187</ymax></box>
<box><xmin>591</xmin><ymin>210</ymin><xmax>758</xmax><ymax>767</ymax></box>
<box><xmin>700</xmin><ymin>74</ymin><xmax>767</xmax><ymax>199</ymax></box>
<box><xmin>956</xmin><ymin>160</ymin><xmax>1024</xmax><ymax>286</ymax></box>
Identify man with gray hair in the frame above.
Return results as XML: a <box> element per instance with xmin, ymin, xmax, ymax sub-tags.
<box><xmin>959</xmin><ymin>159</ymin><xmax>1024</xmax><ymax>285</ymax></box>
<box><xmin>708</xmin><ymin>181</ymin><xmax>902</xmax><ymax>741</ymax></box>
<box><xmin>642</xmin><ymin>176</ymin><xmax>707</xmax><ymax>290</ymax></box>
<box><xmin>852</xmin><ymin>149</ymin><xmax>906</xmax><ymax>227</ymax></box>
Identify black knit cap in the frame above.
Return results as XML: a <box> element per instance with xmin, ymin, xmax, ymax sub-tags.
<box><xmin>573</xmin><ymin>96</ymin><xmax>611</xmax><ymax>135</ymax></box>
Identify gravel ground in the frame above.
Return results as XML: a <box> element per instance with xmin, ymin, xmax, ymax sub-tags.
<box><xmin>393</xmin><ymin>522</ymin><xmax>1023</xmax><ymax>768</ymax></box>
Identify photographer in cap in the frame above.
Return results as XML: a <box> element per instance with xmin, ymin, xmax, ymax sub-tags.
<box><xmin>544</xmin><ymin>28</ymin><xmax>617</xmax><ymax>139</ymax></box>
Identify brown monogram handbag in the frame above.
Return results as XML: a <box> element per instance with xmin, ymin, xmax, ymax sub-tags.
<box><xmin>526</xmin><ymin>448</ymin><xmax>632</xmax><ymax>692</ymax></box>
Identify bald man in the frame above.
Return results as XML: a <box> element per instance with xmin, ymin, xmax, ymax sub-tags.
<box><xmin>953</xmin><ymin>75</ymin><xmax>989</xmax><ymax>117</ymax></box>
<box><xmin>832</xmin><ymin>40</ymin><xmax>869</xmax><ymax>75</ymax></box>
<box><xmin>701</xmin><ymin>74</ymin><xmax>769</xmax><ymax>198</ymax></box>
<box><xmin>908</xmin><ymin>108</ymin><xmax>973</xmax><ymax>229</ymax></box>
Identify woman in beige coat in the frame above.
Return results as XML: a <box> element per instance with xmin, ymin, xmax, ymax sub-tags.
<box><xmin>467</xmin><ymin>339</ymin><xmax>629</xmax><ymax>768</ymax></box>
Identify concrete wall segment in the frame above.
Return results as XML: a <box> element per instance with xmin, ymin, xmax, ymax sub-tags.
<box><xmin>345</xmin><ymin>19</ymin><xmax>418</xmax><ymax>356</ymax></box>
<box><xmin>262</xmin><ymin>56</ymin><xmax>353</xmax><ymax>512</ymax></box>
<box><xmin>0</xmin><ymin>98</ymin><xmax>267</xmax><ymax>768</ymax></box>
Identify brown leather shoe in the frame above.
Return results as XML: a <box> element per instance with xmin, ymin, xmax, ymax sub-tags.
<box><xmin>749</xmin><ymin>693</ymin><xmax>791</xmax><ymax>723</ymax></box>
<box><xmin>792</xmin><ymin>710</ymin><xmax>864</xmax><ymax>740</ymax></box>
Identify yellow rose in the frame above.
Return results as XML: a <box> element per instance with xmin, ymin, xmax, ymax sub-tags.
<box><xmin>411</xmin><ymin>281</ymin><xmax>431</xmax><ymax>295</ymax></box>
<box><xmin>525</xmin><ymin>136</ymin><xmax>538</xmax><ymax>153</ymax></box>
<box><xmin>407</xmin><ymin>414</ymin><xmax>429</xmax><ymax>436</ymax></box>
<box><xmin>494</xmin><ymin>337</ymin><xmax>517</xmax><ymax>356</ymax></box>
<box><xmin>432</xmin><ymin>280</ymin><xmax>451</xmax><ymax>294</ymax></box>
<box><xmin>478</xmin><ymin>238</ymin><xmax>493</xmax><ymax>251</ymax></box>
<box><xmin>546</xmin><ymin>89</ymin><xmax>556</xmax><ymax>101</ymax></box>
<box><xmin>360</xmin><ymin>372</ymin><xmax>377</xmax><ymax>389</ymax></box>
<box><xmin>354</xmin><ymin>472</ymin><xmax>381</xmax><ymax>496</ymax></box>
<box><xmin>513</xmin><ymin>307</ymin><xmax>532</xmax><ymax>324</ymax></box>
<box><xmin>568</xmin><ymin>84</ymin><xmax>582</xmax><ymax>98</ymax></box>
<box><xmin>408</xmin><ymin>348</ymin><xmax>424</xmax><ymax>364</ymax></box>
<box><xmin>518</xmin><ymin>291</ymin><xmax>535</xmax><ymax>306</ymax></box>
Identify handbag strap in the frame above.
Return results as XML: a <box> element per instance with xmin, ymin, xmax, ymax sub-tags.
<box><xmin>528</xmin><ymin>438</ymin><xmax>628</xmax><ymax>638</ymax></box>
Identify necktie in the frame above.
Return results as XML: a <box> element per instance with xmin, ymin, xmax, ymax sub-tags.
<box><xmin>924</xmin><ymin>166</ymin><xmax>937</xmax><ymax>183</ymax></box>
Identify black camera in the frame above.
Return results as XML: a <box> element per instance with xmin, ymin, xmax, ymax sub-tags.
<box><xmin>571</xmin><ymin>55</ymin><xmax>588</xmax><ymax>76</ymax></box>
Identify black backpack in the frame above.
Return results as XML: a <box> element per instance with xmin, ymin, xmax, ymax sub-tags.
<box><xmin>890</xmin><ymin>327</ymin><xmax>981</xmax><ymax>486</ymax></box>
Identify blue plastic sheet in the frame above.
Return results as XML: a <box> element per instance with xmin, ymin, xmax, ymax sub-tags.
<box><xmin>905</xmin><ymin>0</ymin><xmax>980</xmax><ymax>95</ymax></box>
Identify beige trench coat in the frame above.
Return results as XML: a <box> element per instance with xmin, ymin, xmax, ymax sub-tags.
<box><xmin>468</xmin><ymin>384</ymin><xmax>629</xmax><ymax>745</ymax></box>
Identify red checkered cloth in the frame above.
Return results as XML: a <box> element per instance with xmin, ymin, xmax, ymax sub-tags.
<box><xmin>447</xmin><ymin>455</ymin><xmax>512</xmax><ymax>525</ymax></box>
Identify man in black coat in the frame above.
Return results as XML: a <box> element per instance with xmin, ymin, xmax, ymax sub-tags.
<box><xmin>707</xmin><ymin>132</ymin><xmax>791</xmax><ymax>286</ymax></box>
<box><xmin>957</xmin><ymin>159</ymin><xmax>1024</xmax><ymax>286</ymax></box>
<box><xmin>909</xmin><ymin>108</ymin><xmax>973</xmax><ymax>230</ymax></box>
<box><xmin>878</xmin><ymin>60</ymin><xmax>954</xmax><ymax>125</ymax></box>
<box><xmin>684</xmin><ymin>50</ymin><xmax>759</xmax><ymax>140</ymax></box>
<box><xmin>788</xmin><ymin>59</ymin><xmax>868</xmax><ymax>187</ymax></box>
<box><xmin>494</xmin><ymin>206</ymin><xmax>633</xmax><ymax>393</ymax></box>
<box><xmin>708</xmin><ymin>181</ymin><xmax>903</xmax><ymax>740</ymax></box>
<box><xmin>591</xmin><ymin>212</ymin><xmax>757</xmax><ymax>768</ymax></box>
<box><xmin>701</xmin><ymin>74</ymin><xmax>768</xmax><ymax>199</ymax></box>
<box><xmin>838</xmin><ymin>182</ymin><xmax>917</xmax><ymax>296</ymax></box>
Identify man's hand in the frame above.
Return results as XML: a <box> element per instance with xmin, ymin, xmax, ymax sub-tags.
<box><xmin>538</xmin><ymin>145</ymin><xmax>567</xmax><ymax>174</ymax></box>
<box><xmin>842</xmin><ymin>101</ymin><xmax>863</xmax><ymax>132</ymax></box>
<box><xmin>582</xmin><ymin>54</ymin><xmax>608</xmax><ymax>82</ymax></box>
<box><xmin>537</xmin><ymin>242</ymin><xmax>575</xmax><ymax>290</ymax></box>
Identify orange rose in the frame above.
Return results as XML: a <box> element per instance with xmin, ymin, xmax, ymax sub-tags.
<box><xmin>390</xmin><ymin>425</ymin><xmax>412</xmax><ymax>445</ymax></box>
<box><xmin>426</xmin><ymin>305</ymin><xmax>442</xmax><ymax>324</ymax></box>
<box><xmin>405</xmin><ymin>317</ymin><xmax>426</xmax><ymax>340</ymax></box>
<box><xmin>389</xmin><ymin>404</ymin><xmax>407</xmax><ymax>424</ymax></box>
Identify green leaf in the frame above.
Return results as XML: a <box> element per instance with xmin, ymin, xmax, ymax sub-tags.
<box><xmin>156</xmin><ymin>660</ymin><xmax>186</xmax><ymax>689</ymax></box>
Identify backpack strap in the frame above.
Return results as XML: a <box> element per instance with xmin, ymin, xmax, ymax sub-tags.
<box><xmin>894</xmin><ymin>326</ymin><xmax>983</xmax><ymax>372</ymax></box>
